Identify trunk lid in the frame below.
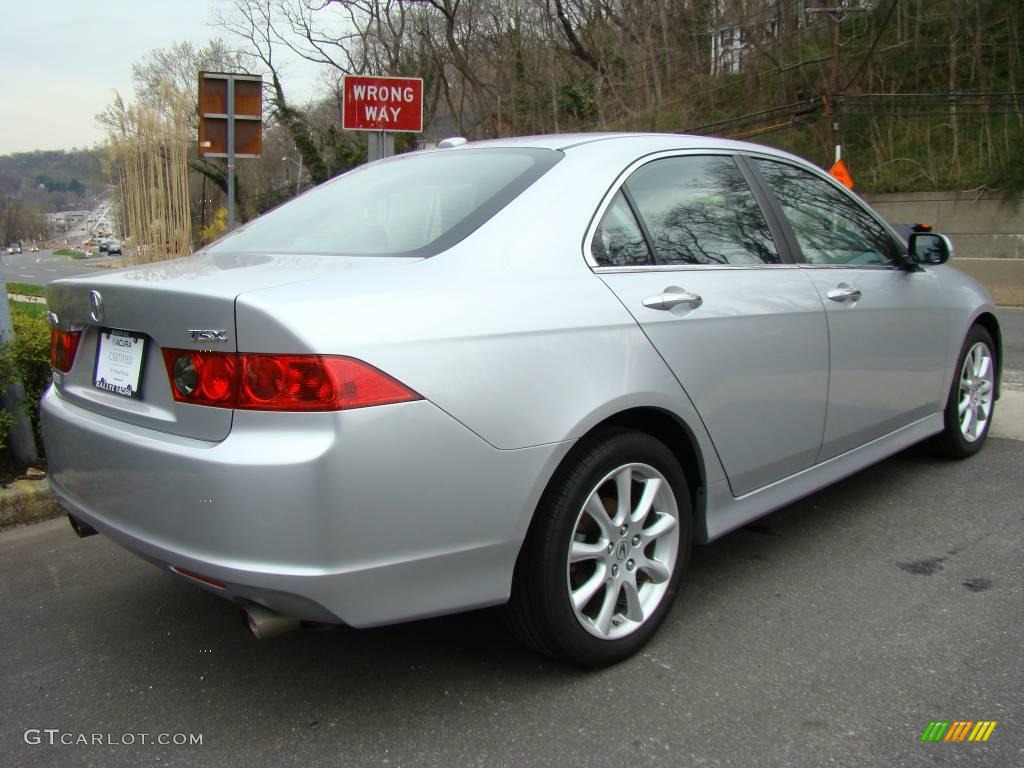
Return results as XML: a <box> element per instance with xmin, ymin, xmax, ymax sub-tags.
<box><xmin>46</xmin><ymin>252</ymin><xmax>415</xmax><ymax>441</ymax></box>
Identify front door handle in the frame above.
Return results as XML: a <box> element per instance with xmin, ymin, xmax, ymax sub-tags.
<box><xmin>642</xmin><ymin>288</ymin><xmax>703</xmax><ymax>311</ymax></box>
<box><xmin>826</xmin><ymin>286</ymin><xmax>862</xmax><ymax>302</ymax></box>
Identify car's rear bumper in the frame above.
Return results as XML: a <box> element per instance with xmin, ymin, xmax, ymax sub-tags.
<box><xmin>42</xmin><ymin>386</ymin><xmax>566</xmax><ymax>626</ymax></box>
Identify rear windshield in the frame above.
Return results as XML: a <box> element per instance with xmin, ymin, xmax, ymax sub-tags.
<box><xmin>208</xmin><ymin>147</ymin><xmax>561</xmax><ymax>257</ymax></box>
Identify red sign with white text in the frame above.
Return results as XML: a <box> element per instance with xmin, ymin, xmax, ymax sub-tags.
<box><xmin>343</xmin><ymin>76</ymin><xmax>424</xmax><ymax>133</ymax></box>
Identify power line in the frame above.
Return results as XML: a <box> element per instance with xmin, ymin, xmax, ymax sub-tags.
<box><xmin>684</xmin><ymin>91</ymin><xmax>1023</xmax><ymax>137</ymax></box>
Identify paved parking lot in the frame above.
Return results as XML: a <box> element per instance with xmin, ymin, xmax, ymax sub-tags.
<box><xmin>3</xmin><ymin>433</ymin><xmax>1022</xmax><ymax>767</ymax></box>
<box><xmin>2</xmin><ymin>311</ymin><xmax>1021</xmax><ymax>768</ymax></box>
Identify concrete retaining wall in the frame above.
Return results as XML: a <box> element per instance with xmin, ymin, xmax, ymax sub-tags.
<box><xmin>862</xmin><ymin>190</ymin><xmax>1024</xmax><ymax>259</ymax></box>
<box><xmin>861</xmin><ymin>190</ymin><xmax>1024</xmax><ymax>306</ymax></box>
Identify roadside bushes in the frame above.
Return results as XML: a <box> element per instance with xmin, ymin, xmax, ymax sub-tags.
<box><xmin>0</xmin><ymin>306</ymin><xmax>51</xmax><ymax>458</ymax></box>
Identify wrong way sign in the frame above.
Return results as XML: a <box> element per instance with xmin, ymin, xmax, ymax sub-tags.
<box><xmin>343</xmin><ymin>75</ymin><xmax>424</xmax><ymax>133</ymax></box>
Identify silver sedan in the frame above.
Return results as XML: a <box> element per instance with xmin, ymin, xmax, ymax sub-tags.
<box><xmin>42</xmin><ymin>134</ymin><xmax>1001</xmax><ymax>666</ymax></box>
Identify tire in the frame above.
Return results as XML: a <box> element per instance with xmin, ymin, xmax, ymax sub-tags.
<box><xmin>506</xmin><ymin>428</ymin><xmax>692</xmax><ymax>667</ymax></box>
<box><xmin>930</xmin><ymin>324</ymin><xmax>997</xmax><ymax>458</ymax></box>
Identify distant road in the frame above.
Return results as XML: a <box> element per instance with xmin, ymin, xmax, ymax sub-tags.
<box><xmin>1</xmin><ymin>248</ymin><xmax>115</xmax><ymax>286</ymax></box>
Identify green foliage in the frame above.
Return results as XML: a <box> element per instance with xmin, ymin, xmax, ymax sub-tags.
<box><xmin>0</xmin><ymin>307</ymin><xmax>52</xmax><ymax>454</ymax></box>
<box><xmin>321</xmin><ymin>126</ymin><xmax>367</xmax><ymax>174</ymax></box>
<box><xmin>200</xmin><ymin>208</ymin><xmax>229</xmax><ymax>244</ymax></box>
<box><xmin>9</xmin><ymin>300</ymin><xmax>47</xmax><ymax>320</ymax></box>
<box><xmin>0</xmin><ymin>337</ymin><xmax>16</xmax><ymax>451</ymax></box>
<box><xmin>676</xmin><ymin>0</ymin><xmax>1023</xmax><ymax>192</ymax></box>
<box><xmin>32</xmin><ymin>174</ymin><xmax>85</xmax><ymax>195</ymax></box>
<box><xmin>5</xmin><ymin>283</ymin><xmax>45</xmax><ymax>298</ymax></box>
<box><xmin>54</xmin><ymin>248</ymin><xmax>87</xmax><ymax>258</ymax></box>
<box><xmin>559</xmin><ymin>77</ymin><xmax>598</xmax><ymax>122</ymax></box>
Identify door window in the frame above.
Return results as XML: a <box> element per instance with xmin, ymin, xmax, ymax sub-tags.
<box><xmin>623</xmin><ymin>156</ymin><xmax>780</xmax><ymax>266</ymax></box>
<box><xmin>753</xmin><ymin>159</ymin><xmax>898</xmax><ymax>266</ymax></box>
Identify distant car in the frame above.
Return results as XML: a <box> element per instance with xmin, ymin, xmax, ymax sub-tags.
<box><xmin>42</xmin><ymin>133</ymin><xmax>1002</xmax><ymax>666</ymax></box>
<box><xmin>7</xmin><ymin>241</ymin><xmax>22</xmax><ymax>254</ymax></box>
<box><xmin>30</xmin><ymin>245</ymin><xmax>39</xmax><ymax>252</ymax></box>
<box><xmin>98</xmin><ymin>241</ymin><xmax>110</xmax><ymax>253</ymax></box>
<box><xmin>107</xmin><ymin>240</ymin><xmax>122</xmax><ymax>255</ymax></box>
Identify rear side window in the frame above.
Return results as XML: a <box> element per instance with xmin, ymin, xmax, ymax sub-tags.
<box><xmin>591</xmin><ymin>191</ymin><xmax>652</xmax><ymax>267</ymax></box>
<box><xmin>208</xmin><ymin>148</ymin><xmax>561</xmax><ymax>257</ymax></box>
<box><xmin>623</xmin><ymin>155</ymin><xmax>780</xmax><ymax>266</ymax></box>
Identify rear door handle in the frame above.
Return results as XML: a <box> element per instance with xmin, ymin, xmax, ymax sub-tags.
<box><xmin>826</xmin><ymin>287</ymin><xmax>862</xmax><ymax>302</ymax></box>
<box><xmin>642</xmin><ymin>289</ymin><xmax>703</xmax><ymax>311</ymax></box>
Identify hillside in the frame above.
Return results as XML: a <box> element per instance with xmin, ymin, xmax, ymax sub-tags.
<box><xmin>0</xmin><ymin>149</ymin><xmax>106</xmax><ymax>213</ymax></box>
<box><xmin>674</xmin><ymin>0</ymin><xmax>1023</xmax><ymax>194</ymax></box>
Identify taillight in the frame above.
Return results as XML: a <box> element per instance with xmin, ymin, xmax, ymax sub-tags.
<box><xmin>50</xmin><ymin>328</ymin><xmax>82</xmax><ymax>373</ymax></box>
<box><xmin>162</xmin><ymin>349</ymin><xmax>420</xmax><ymax>411</ymax></box>
<box><xmin>162</xmin><ymin>350</ymin><xmax>237</xmax><ymax>408</ymax></box>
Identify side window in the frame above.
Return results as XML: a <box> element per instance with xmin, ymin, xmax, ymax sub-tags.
<box><xmin>753</xmin><ymin>159</ymin><xmax>898</xmax><ymax>266</ymax></box>
<box><xmin>591</xmin><ymin>190</ymin><xmax>652</xmax><ymax>267</ymax></box>
<box><xmin>623</xmin><ymin>156</ymin><xmax>780</xmax><ymax>265</ymax></box>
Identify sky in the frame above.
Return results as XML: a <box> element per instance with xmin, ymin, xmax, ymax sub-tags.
<box><xmin>0</xmin><ymin>0</ymin><xmax>320</xmax><ymax>155</ymax></box>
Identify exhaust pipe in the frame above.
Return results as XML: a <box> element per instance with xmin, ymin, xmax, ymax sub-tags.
<box><xmin>68</xmin><ymin>514</ymin><xmax>98</xmax><ymax>538</ymax></box>
<box><xmin>243</xmin><ymin>605</ymin><xmax>300</xmax><ymax>640</ymax></box>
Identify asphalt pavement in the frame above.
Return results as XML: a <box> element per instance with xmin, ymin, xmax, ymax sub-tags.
<box><xmin>1</xmin><ymin>251</ymin><xmax>1021</xmax><ymax>767</ymax></box>
<box><xmin>2</xmin><ymin>435</ymin><xmax>1021</xmax><ymax>767</ymax></box>
<box><xmin>1</xmin><ymin>247</ymin><xmax>119</xmax><ymax>286</ymax></box>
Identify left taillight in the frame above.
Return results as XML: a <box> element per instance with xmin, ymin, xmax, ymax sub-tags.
<box><xmin>50</xmin><ymin>328</ymin><xmax>82</xmax><ymax>373</ymax></box>
<box><xmin>162</xmin><ymin>349</ymin><xmax>421</xmax><ymax>411</ymax></box>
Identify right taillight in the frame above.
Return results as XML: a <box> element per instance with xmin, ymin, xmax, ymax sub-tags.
<box><xmin>162</xmin><ymin>349</ymin><xmax>420</xmax><ymax>411</ymax></box>
<box><xmin>50</xmin><ymin>328</ymin><xmax>82</xmax><ymax>373</ymax></box>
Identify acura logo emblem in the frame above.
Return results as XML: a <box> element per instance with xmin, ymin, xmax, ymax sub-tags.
<box><xmin>615</xmin><ymin>540</ymin><xmax>630</xmax><ymax>561</ymax></box>
<box><xmin>89</xmin><ymin>290</ymin><xmax>104</xmax><ymax>322</ymax></box>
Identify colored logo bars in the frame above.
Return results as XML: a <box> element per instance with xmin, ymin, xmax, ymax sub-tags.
<box><xmin>921</xmin><ymin>721</ymin><xmax>997</xmax><ymax>742</ymax></box>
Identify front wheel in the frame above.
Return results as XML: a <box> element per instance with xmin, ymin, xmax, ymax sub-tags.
<box><xmin>506</xmin><ymin>429</ymin><xmax>692</xmax><ymax>667</ymax></box>
<box><xmin>931</xmin><ymin>325</ymin><xmax>997</xmax><ymax>458</ymax></box>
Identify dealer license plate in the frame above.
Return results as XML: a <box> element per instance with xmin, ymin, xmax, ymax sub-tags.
<box><xmin>93</xmin><ymin>328</ymin><xmax>147</xmax><ymax>399</ymax></box>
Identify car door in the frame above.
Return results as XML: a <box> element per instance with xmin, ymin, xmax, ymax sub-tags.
<box><xmin>592</xmin><ymin>152</ymin><xmax>829</xmax><ymax>497</ymax></box>
<box><xmin>747</xmin><ymin>157</ymin><xmax>949</xmax><ymax>462</ymax></box>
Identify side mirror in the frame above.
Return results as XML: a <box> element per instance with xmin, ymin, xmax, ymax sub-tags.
<box><xmin>908</xmin><ymin>233</ymin><xmax>952</xmax><ymax>265</ymax></box>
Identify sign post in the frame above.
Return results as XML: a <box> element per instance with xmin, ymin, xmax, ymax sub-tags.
<box><xmin>343</xmin><ymin>75</ymin><xmax>424</xmax><ymax>160</ymax></box>
<box><xmin>198</xmin><ymin>72</ymin><xmax>263</xmax><ymax>231</ymax></box>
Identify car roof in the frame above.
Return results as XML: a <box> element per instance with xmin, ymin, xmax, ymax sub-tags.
<box><xmin>447</xmin><ymin>132</ymin><xmax>813</xmax><ymax>169</ymax></box>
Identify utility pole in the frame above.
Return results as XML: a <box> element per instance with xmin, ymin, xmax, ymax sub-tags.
<box><xmin>806</xmin><ymin>3</ymin><xmax>869</xmax><ymax>166</ymax></box>
<box><xmin>227</xmin><ymin>76</ymin><xmax>236</xmax><ymax>232</ymax></box>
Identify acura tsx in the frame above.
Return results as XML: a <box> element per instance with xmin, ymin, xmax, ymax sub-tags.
<box><xmin>42</xmin><ymin>133</ymin><xmax>1001</xmax><ymax>666</ymax></box>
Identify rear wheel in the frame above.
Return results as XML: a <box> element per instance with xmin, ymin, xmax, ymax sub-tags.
<box><xmin>931</xmin><ymin>325</ymin><xmax>996</xmax><ymax>458</ymax></box>
<box><xmin>506</xmin><ymin>429</ymin><xmax>692</xmax><ymax>667</ymax></box>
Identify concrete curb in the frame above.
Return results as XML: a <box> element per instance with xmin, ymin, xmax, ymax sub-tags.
<box><xmin>991</xmin><ymin>389</ymin><xmax>1024</xmax><ymax>442</ymax></box>
<box><xmin>0</xmin><ymin>477</ymin><xmax>63</xmax><ymax>531</ymax></box>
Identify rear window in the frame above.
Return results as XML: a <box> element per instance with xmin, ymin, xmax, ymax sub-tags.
<box><xmin>208</xmin><ymin>148</ymin><xmax>561</xmax><ymax>257</ymax></box>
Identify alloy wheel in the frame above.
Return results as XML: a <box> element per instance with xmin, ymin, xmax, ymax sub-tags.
<box><xmin>958</xmin><ymin>341</ymin><xmax>994</xmax><ymax>442</ymax></box>
<box><xmin>565</xmin><ymin>463</ymin><xmax>680</xmax><ymax>640</ymax></box>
